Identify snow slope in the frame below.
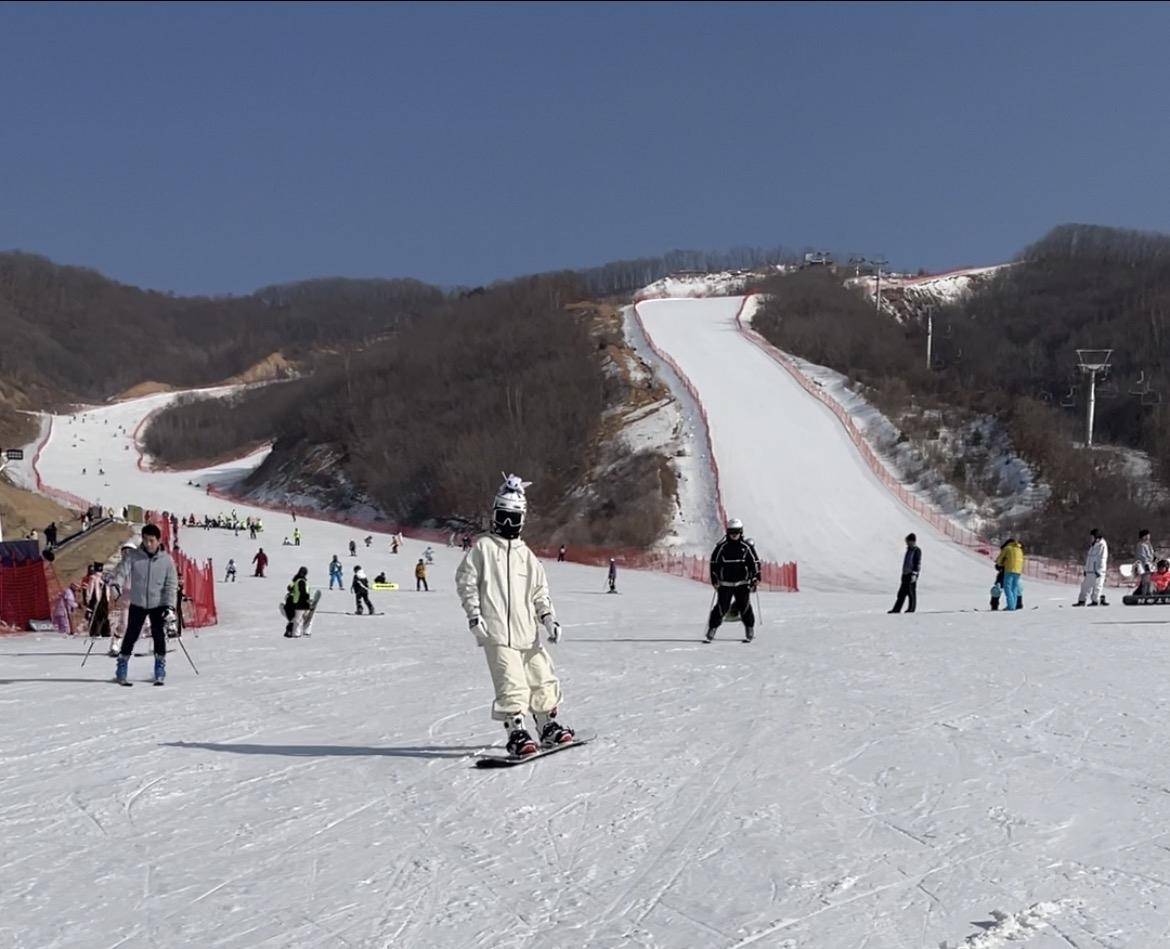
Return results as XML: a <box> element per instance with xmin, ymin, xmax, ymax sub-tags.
<box><xmin>635</xmin><ymin>297</ymin><xmax>988</xmax><ymax>594</ymax></box>
<box><xmin>10</xmin><ymin>388</ymin><xmax>1170</xmax><ymax>949</ymax></box>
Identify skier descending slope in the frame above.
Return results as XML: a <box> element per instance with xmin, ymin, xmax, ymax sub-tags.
<box><xmin>706</xmin><ymin>518</ymin><xmax>761</xmax><ymax>642</ymax></box>
<box><xmin>456</xmin><ymin>474</ymin><xmax>574</xmax><ymax>757</ymax></box>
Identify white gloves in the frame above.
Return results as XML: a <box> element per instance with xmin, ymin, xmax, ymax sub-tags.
<box><xmin>468</xmin><ymin>616</ymin><xmax>489</xmax><ymax>647</ymax></box>
<box><xmin>542</xmin><ymin>613</ymin><xmax>561</xmax><ymax>644</ymax></box>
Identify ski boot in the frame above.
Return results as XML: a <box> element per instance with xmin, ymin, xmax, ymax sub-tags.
<box><xmin>744</xmin><ymin>626</ymin><xmax>755</xmax><ymax>642</ymax></box>
<box><xmin>1072</xmin><ymin>601</ymin><xmax>1086</xmax><ymax>607</ymax></box>
<box><xmin>705</xmin><ymin>627</ymin><xmax>717</xmax><ymax>642</ymax></box>
<box><xmin>115</xmin><ymin>655</ymin><xmax>129</xmax><ymax>684</ymax></box>
<box><xmin>153</xmin><ymin>655</ymin><xmax>166</xmax><ymax>685</ymax></box>
<box><xmin>504</xmin><ymin>716</ymin><xmax>538</xmax><ymax>757</ymax></box>
<box><xmin>535</xmin><ymin>712</ymin><xmax>574</xmax><ymax>748</ymax></box>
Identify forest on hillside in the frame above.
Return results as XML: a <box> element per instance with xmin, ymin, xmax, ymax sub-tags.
<box><xmin>0</xmin><ymin>252</ymin><xmax>443</xmax><ymax>404</ymax></box>
<box><xmin>753</xmin><ymin>224</ymin><xmax>1170</xmax><ymax>558</ymax></box>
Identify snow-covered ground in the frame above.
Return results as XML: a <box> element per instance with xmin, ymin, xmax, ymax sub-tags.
<box><xmin>10</xmin><ymin>357</ymin><xmax>1170</xmax><ymax>949</ymax></box>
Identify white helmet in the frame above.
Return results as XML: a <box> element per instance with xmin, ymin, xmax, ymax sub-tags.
<box><xmin>726</xmin><ymin>517</ymin><xmax>744</xmax><ymax>533</ymax></box>
<box><xmin>492</xmin><ymin>472</ymin><xmax>531</xmax><ymax>539</ymax></box>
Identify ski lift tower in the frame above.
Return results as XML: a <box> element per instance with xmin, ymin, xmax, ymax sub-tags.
<box><xmin>1076</xmin><ymin>349</ymin><xmax>1113</xmax><ymax>447</ymax></box>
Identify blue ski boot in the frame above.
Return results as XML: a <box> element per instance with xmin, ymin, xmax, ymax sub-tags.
<box><xmin>115</xmin><ymin>655</ymin><xmax>129</xmax><ymax>685</ymax></box>
<box><xmin>153</xmin><ymin>655</ymin><xmax>166</xmax><ymax>685</ymax></box>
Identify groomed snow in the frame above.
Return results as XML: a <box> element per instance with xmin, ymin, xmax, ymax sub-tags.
<box><xmin>6</xmin><ymin>372</ymin><xmax>1168</xmax><ymax>949</ymax></box>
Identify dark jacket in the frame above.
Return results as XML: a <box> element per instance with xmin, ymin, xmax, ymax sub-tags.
<box><xmin>285</xmin><ymin>576</ymin><xmax>312</xmax><ymax>609</ymax></box>
<box><xmin>901</xmin><ymin>546</ymin><xmax>922</xmax><ymax>577</ymax></box>
<box><xmin>351</xmin><ymin>573</ymin><xmax>370</xmax><ymax>595</ymax></box>
<box><xmin>710</xmin><ymin>537</ymin><xmax>761</xmax><ymax>587</ymax></box>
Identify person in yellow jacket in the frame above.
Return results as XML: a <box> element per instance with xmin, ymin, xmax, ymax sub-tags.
<box><xmin>456</xmin><ymin>474</ymin><xmax>575</xmax><ymax>758</ymax></box>
<box><xmin>414</xmin><ymin>558</ymin><xmax>429</xmax><ymax>592</ymax></box>
<box><xmin>996</xmin><ymin>538</ymin><xmax>1025</xmax><ymax>610</ymax></box>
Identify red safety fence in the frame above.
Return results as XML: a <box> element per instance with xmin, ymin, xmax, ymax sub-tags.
<box><xmin>206</xmin><ymin>483</ymin><xmax>801</xmax><ymax>592</ymax></box>
<box><xmin>0</xmin><ymin>560</ymin><xmax>51</xmax><ymax>632</ymax></box>
<box><xmin>732</xmin><ymin>295</ymin><xmax>1089</xmax><ymax>587</ymax></box>
<box><xmin>31</xmin><ymin>416</ymin><xmax>93</xmax><ymax>512</ymax></box>
<box><xmin>631</xmin><ymin>302</ymin><xmax>799</xmax><ymax>591</ymax></box>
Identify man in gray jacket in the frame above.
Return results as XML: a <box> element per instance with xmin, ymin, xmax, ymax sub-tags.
<box><xmin>110</xmin><ymin>523</ymin><xmax>179</xmax><ymax>685</ymax></box>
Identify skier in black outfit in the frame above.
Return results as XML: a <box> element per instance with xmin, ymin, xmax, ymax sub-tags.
<box><xmin>706</xmin><ymin>518</ymin><xmax>761</xmax><ymax>641</ymax></box>
<box><xmin>352</xmin><ymin>566</ymin><xmax>375</xmax><ymax>615</ymax></box>
<box><xmin>889</xmin><ymin>533</ymin><xmax>921</xmax><ymax>613</ymax></box>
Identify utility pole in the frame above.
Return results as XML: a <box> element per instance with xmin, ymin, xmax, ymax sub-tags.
<box><xmin>926</xmin><ymin>307</ymin><xmax>933</xmax><ymax>371</ymax></box>
<box><xmin>871</xmin><ymin>256</ymin><xmax>888</xmax><ymax>315</ymax></box>
<box><xmin>1076</xmin><ymin>350</ymin><xmax>1113</xmax><ymax>447</ymax></box>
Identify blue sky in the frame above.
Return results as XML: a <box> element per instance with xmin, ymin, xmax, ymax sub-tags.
<box><xmin>2</xmin><ymin>1</ymin><xmax>1169</xmax><ymax>294</ymax></box>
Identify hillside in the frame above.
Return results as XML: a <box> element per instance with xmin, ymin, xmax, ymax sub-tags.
<box><xmin>0</xmin><ymin>252</ymin><xmax>443</xmax><ymax>407</ymax></box>
<box><xmin>751</xmin><ymin>224</ymin><xmax>1170</xmax><ymax>559</ymax></box>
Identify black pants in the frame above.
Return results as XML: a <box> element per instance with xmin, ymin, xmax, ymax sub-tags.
<box><xmin>355</xmin><ymin>591</ymin><xmax>374</xmax><ymax>613</ymax></box>
<box><xmin>891</xmin><ymin>575</ymin><xmax>917</xmax><ymax>613</ymax></box>
<box><xmin>708</xmin><ymin>586</ymin><xmax>754</xmax><ymax>630</ymax></box>
<box><xmin>120</xmin><ymin>605</ymin><xmax>167</xmax><ymax>657</ymax></box>
<box><xmin>416</xmin><ymin>578</ymin><xmax>428</xmax><ymax>591</ymax></box>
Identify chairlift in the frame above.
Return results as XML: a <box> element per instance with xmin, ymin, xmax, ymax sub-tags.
<box><xmin>1142</xmin><ymin>390</ymin><xmax>1162</xmax><ymax>406</ymax></box>
<box><xmin>1060</xmin><ymin>385</ymin><xmax>1078</xmax><ymax>408</ymax></box>
<box><xmin>1097</xmin><ymin>379</ymin><xmax>1120</xmax><ymax>399</ymax></box>
<box><xmin>1036</xmin><ymin>388</ymin><xmax>1054</xmax><ymax>404</ymax></box>
<box><xmin>1129</xmin><ymin>370</ymin><xmax>1148</xmax><ymax>396</ymax></box>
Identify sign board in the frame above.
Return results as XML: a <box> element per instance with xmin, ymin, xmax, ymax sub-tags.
<box><xmin>28</xmin><ymin>620</ymin><xmax>57</xmax><ymax>633</ymax></box>
<box><xmin>4</xmin><ymin>449</ymin><xmax>22</xmax><ymax>460</ymax></box>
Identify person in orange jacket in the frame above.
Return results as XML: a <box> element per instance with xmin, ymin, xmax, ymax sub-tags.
<box><xmin>415</xmin><ymin>558</ymin><xmax>428</xmax><ymax>592</ymax></box>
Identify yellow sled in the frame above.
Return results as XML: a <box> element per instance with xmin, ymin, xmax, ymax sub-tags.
<box><xmin>372</xmin><ymin>582</ymin><xmax>399</xmax><ymax>591</ymax></box>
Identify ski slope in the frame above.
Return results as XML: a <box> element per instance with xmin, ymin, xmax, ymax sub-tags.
<box><xmin>7</xmin><ymin>392</ymin><xmax>1170</xmax><ymax>949</ymax></box>
<box><xmin>636</xmin><ymin>297</ymin><xmax>988</xmax><ymax>595</ymax></box>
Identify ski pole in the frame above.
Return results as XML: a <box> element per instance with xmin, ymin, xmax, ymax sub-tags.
<box><xmin>80</xmin><ymin>638</ymin><xmax>96</xmax><ymax>667</ymax></box>
<box><xmin>175</xmin><ymin>636</ymin><xmax>200</xmax><ymax>675</ymax></box>
<box><xmin>753</xmin><ymin>587</ymin><xmax>763</xmax><ymax>626</ymax></box>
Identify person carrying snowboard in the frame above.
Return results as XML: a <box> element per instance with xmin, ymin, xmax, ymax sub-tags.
<box><xmin>109</xmin><ymin>523</ymin><xmax>178</xmax><ymax>684</ymax></box>
<box><xmin>706</xmin><ymin>518</ymin><xmax>761</xmax><ymax>641</ymax></box>
<box><xmin>607</xmin><ymin>558</ymin><xmax>618</xmax><ymax>593</ymax></box>
<box><xmin>252</xmin><ymin>547</ymin><xmax>268</xmax><ymax>578</ymax></box>
<box><xmin>352</xmin><ymin>565</ymin><xmax>375</xmax><ymax>614</ymax></box>
<box><xmin>284</xmin><ymin>567</ymin><xmax>314</xmax><ymax>636</ymax></box>
<box><xmin>1074</xmin><ymin>528</ymin><xmax>1109</xmax><ymax>606</ymax></box>
<box><xmin>456</xmin><ymin>473</ymin><xmax>574</xmax><ymax>757</ymax></box>
<box><xmin>329</xmin><ymin>555</ymin><xmax>344</xmax><ymax>590</ymax></box>
<box><xmin>1135</xmin><ymin>529</ymin><xmax>1155</xmax><ymax>596</ymax></box>
<box><xmin>224</xmin><ymin>558</ymin><xmax>237</xmax><ymax>583</ymax></box>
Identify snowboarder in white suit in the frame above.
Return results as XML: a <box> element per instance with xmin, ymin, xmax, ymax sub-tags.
<box><xmin>456</xmin><ymin>474</ymin><xmax>574</xmax><ymax>757</ymax></box>
<box><xmin>1074</xmin><ymin>528</ymin><xmax>1109</xmax><ymax>606</ymax></box>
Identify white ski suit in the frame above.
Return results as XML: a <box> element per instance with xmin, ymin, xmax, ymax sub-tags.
<box><xmin>455</xmin><ymin>534</ymin><xmax>561</xmax><ymax>721</ymax></box>
<box><xmin>1078</xmin><ymin>537</ymin><xmax>1109</xmax><ymax>604</ymax></box>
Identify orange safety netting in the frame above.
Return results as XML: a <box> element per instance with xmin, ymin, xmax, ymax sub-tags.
<box><xmin>144</xmin><ymin>511</ymin><xmax>218</xmax><ymax>628</ymax></box>
<box><xmin>0</xmin><ymin>561</ymin><xmax>51</xmax><ymax>632</ymax></box>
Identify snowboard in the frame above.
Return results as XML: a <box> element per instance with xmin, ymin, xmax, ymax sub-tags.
<box><xmin>1123</xmin><ymin>593</ymin><xmax>1170</xmax><ymax>606</ymax></box>
<box><xmin>278</xmin><ymin>589</ymin><xmax>322</xmax><ymax>620</ymax></box>
<box><xmin>475</xmin><ymin>730</ymin><xmax>595</xmax><ymax>769</ymax></box>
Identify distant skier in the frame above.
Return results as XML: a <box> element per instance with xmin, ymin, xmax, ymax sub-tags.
<box><xmin>44</xmin><ymin>522</ymin><xmax>58</xmax><ymax>548</ymax></box>
<box><xmin>283</xmin><ymin>567</ymin><xmax>314</xmax><ymax>636</ymax></box>
<box><xmin>424</xmin><ymin>546</ymin><xmax>434</xmax><ymax>564</ymax></box>
<box><xmin>364</xmin><ymin>535</ymin><xmax>372</xmax><ymax>548</ymax></box>
<box><xmin>456</xmin><ymin>473</ymin><xmax>573</xmax><ymax>757</ymax></box>
<box><xmin>1074</xmin><ymin>528</ymin><xmax>1109</xmax><ymax>606</ymax></box>
<box><xmin>293</xmin><ymin>527</ymin><xmax>302</xmax><ymax>547</ymax></box>
<box><xmin>349</xmin><ymin>539</ymin><xmax>357</xmax><ymax>557</ymax></box>
<box><xmin>224</xmin><ymin>558</ymin><xmax>237</xmax><ymax>583</ymax></box>
<box><xmin>352</xmin><ymin>566</ymin><xmax>374</xmax><ymax>614</ymax></box>
<box><xmin>1135</xmin><ymin>529</ymin><xmax>1155</xmax><ymax>596</ymax></box>
<box><xmin>329</xmin><ymin>555</ymin><xmax>344</xmax><ymax>590</ymax></box>
<box><xmin>109</xmin><ymin>523</ymin><xmax>178</xmax><ymax>685</ymax></box>
<box><xmin>252</xmin><ymin>547</ymin><xmax>268</xmax><ymax>578</ymax></box>
<box><xmin>706</xmin><ymin>518</ymin><xmax>761</xmax><ymax>641</ymax></box>
<box><xmin>415</xmin><ymin>559</ymin><xmax>428</xmax><ymax>591</ymax></box>
<box><xmin>888</xmin><ymin>533</ymin><xmax>921</xmax><ymax>614</ymax></box>
<box><xmin>607</xmin><ymin>558</ymin><xmax>618</xmax><ymax>593</ymax></box>
<box><xmin>558</xmin><ymin>545</ymin><xmax>566</xmax><ymax>562</ymax></box>
<box><xmin>391</xmin><ymin>535</ymin><xmax>400</xmax><ymax>555</ymax></box>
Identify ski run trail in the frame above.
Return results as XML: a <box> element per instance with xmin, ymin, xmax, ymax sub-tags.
<box><xmin>3</xmin><ymin>297</ymin><xmax>1169</xmax><ymax>949</ymax></box>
